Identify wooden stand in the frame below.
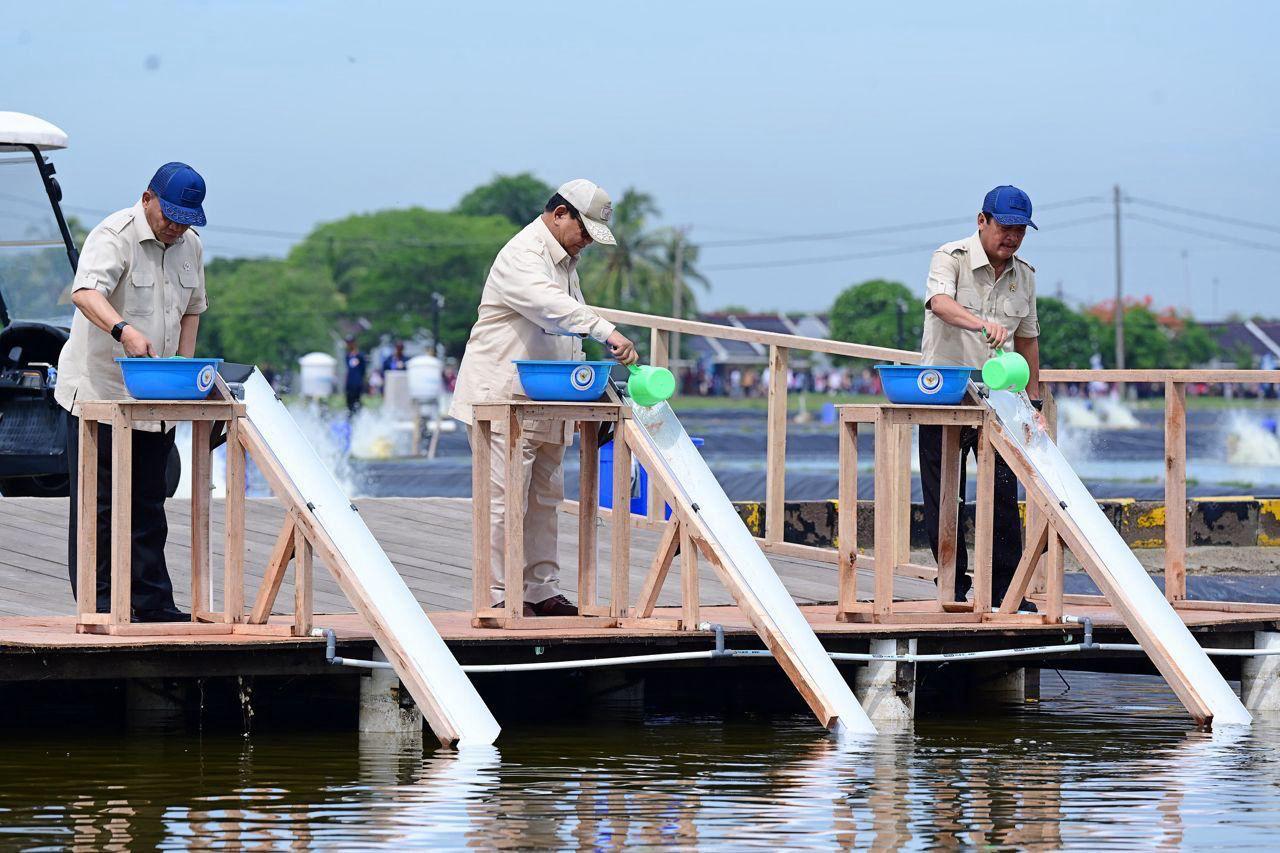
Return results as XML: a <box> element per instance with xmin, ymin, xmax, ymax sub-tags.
<box><xmin>74</xmin><ymin>382</ymin><xmax>314</xmax><ymax>638</ymax></box>
<box><xmin>470</xmin><ymin>400</ymin><xmax>706</xmax><ymax>631</ymax></box>
<box><xmin>834</xmin><ymin>403</ymin><xmax>1059</xmax><ymax>625</ymax></box>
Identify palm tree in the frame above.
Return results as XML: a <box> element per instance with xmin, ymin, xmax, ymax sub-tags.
<box><xmin>581</xmin><ymin>188</ymin><xmax>664</xmax><ymax>309</ymax></box>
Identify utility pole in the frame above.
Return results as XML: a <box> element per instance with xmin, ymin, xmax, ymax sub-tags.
<box><xmin>1113</xmin><ymin>184</ymin><xmax>1125</xmax><ymax>371</ymax></box>
<box><xmin>670</xmin><ymin>227</ymin><xmax>686</xmax><ymax>365</ymax></box>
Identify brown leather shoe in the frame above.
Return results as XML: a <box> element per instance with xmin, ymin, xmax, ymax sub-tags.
<box><xmin>527</xmin><ymin>594</ymin><xmax>579</xmax><ymax>617</ymax></box>
<box><xmin>494</xmin><ymin>600</ymin><xmax>535</xmax><ymax>617</ymax></box>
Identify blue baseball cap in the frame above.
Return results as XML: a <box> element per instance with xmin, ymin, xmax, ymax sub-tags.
<box><xmin>148</xmin><ymin>162</ymin><xmax>207</xmax><ymax>226</ymax></box>
<box><xmin>982</xmin><ymin>185</ymin><xmax>1037</xmax><ymax>230</ymax></box>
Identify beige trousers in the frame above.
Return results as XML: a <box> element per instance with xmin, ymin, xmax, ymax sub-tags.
<box><xmin>469</xmin><ymin>427</ymin><xmax>566</xmax><ymax>606</ymax></box>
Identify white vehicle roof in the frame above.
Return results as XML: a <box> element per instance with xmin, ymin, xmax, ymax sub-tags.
<box><xmin>0</xmin><ymin>112</ymin><xmax>68</xmax><ymax>152</ymax></box>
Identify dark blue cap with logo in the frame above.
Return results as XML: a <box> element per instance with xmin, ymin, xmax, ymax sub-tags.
<box><xmin>982</xmin><ymin>185</ymin><xmax>1036</xmax><ymax>230</ymax></box>
<box><xmin>148</xmin><ymin>162</ymin><xmax>207</xmax><ymax>227</ymax></box>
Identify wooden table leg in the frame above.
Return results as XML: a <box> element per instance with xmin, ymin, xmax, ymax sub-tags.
<box><xmin>1045</xmin><ymin>529</ymin><xmax>1064</xmax><ymax>622</ymax></box>
<box><xmin>837</xmin><ymin>420</ymin><xmax>858</xmax><ymax>615</ymax></box>
<box><xmin>190</xmin><ymin>420</ymin><xmax>212</xmax><ymax>617</ymax></box>
<box><xmin>872</xmin><ymin>411</ymin><xmax>897</xmax><ymax>619</ymax></box>
<box><xmin>611</xmin><ymin>425</ymin><xmax>632</xmax><ymax>619</ymax></box>
<box><xmin>577</xmin><ymin>421</ymin><xmax>599</xmax><ymax>609</ymax></box>
<box><xmin>504</xmin><ymin>407</ymin><xmax>524</xmax><ymax>621</ymax></box>
<box><xmin>471</xmin><ymin>419</ymin><xmax>492</xmax><ymax>615</ymax></box>
<box><xmin>936</xmin><ymin>425</ymin><xmax>962</xmax><ymax>604</ymax></box>
<box><xmin>293</xmin><ymin>525</ymin><xmax>313</xmax><ymax>637</ymax></box>
<box><xmin>223</xmin><ymin>417</ymin><xmax>245</xmax><ymax>623</ymax></box>
<box><xmin>973</xmin><ymin>420</ymin><xmax>996</xmax><ymax>614</ymax></box>
<box><xmin>109</xmin><ymin>412</ymin><xmax>132</xmax><ymax>626</ymax></box>
<box><xmin>76</xmin><ymin>417</ymin><xmax>99</xmax><ymax>620</ymax></box>
<box><xmin>680</xmin><ymin>524</ymin><xmax>699</xmax><ymax>630</ymax></box>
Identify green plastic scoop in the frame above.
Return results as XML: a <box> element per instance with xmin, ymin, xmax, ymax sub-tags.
<box><xmin>981</xmin><ymin>350</ymin><xmax>1030</xmax><ymax>392</ymax></box>
<box><xmin>626</xmin><ymin>363</ymin><xmax>676</xmax><ymax>407</ymax></box>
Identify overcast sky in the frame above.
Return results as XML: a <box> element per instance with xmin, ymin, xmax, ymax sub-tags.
<box><xmin>7</xmin><ymin>1</ymin><xmax>1278</xmax><ymax>319</ymax></box>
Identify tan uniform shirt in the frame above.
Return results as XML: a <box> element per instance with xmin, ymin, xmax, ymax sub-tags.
<box><xmin>920</xmin><ymin>231</ymin><xmax>1038</xmax><ymax>368</ymax></box>
<box><xmin>54</xmin><ymin>202</ymin><xmax>208</xmax><ymax>428</ymax></box>
<box><xmin>449</xmin><ymin>217</ymin><xmax>616</xmax><ymax>444</ymax></box>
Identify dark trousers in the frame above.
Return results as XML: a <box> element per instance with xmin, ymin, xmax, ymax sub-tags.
<box><xmin>66</xmin><ymin>410</ymin><xmax>178</xmax><ymax>614</ymax></box>
<box><xmin>918</xmin><ymin>424</ymin><xmax>1023</xmax><ymax>603</ymax></box>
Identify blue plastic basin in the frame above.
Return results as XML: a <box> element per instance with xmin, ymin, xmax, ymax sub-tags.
<box><xmin>874</xmin><ymin>364</ymin><xmax>975</xmax><ymax>405</ymax></box>
<box><xmin>514</xmin><ymin>360</ymin><xmax>615</xmax><ymax>402</ymax></box>
<box><xmin>116</xmin><ymin>357</ymin><xmax>224</xmax><ymax>400</ymax></box>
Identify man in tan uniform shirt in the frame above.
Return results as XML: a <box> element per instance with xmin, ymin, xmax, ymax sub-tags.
<box><xmin>56</xmin><ymin>162</ymin><xmax>209</xmax><ymax>621</ymax></box>
<box><xmin>451</xmin><ymin>179</ymin><xmax>638</xmax><ymax>616</ymax></box>
<box><xmin>918</xmin><ymin>185</ymin><xmax>1041</xmax><ymax>610</ymax></box>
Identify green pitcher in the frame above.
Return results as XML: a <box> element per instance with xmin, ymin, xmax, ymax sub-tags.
<box><xmin>981</xmin><ymin>350</ymin><xmax>1030</xmax><ymax>393</ymax></box>
<box><xmin>627</xmin><ymin>364</ymin><xmax>676</xmax><ymax>407</ymax></box>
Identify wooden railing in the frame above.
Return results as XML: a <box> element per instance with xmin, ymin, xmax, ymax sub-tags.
<box><xmin>1039</xmin><ymin>368</ymin><xmax>1280</xmax><ymax>602</ymax></box>
<box><xmin>596</xmin><ymin>308</ymin><xmax>920</xmax><ymax>563</ymax></box>
<box><xmin>597</xmin><ymin>308</ymin><xmax>1280</xmax><ymax>600</ymax></box>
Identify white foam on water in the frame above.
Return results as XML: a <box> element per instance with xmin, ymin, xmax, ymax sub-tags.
<box><xmin>1095</xmin><ymin>394</ymin><xmax>1141</xmax><ymax>428</ymax></box>
<box><xmin>1224</xmin><ymin>411</ymin><xmax>1280</xmax><ymax>467</ymax></box>
<box><xmin>1057</xmin><ymin>398</ymin><xmax>1103</xmax><ymax>428</ymax></box>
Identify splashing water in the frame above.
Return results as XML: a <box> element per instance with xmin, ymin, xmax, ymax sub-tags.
<box><xmin>1224</xmin><ymin>411</ymin><xmax>1280</xmax><ymax>466</ymax></box>
<box><xmin>350</xmin><ymin>405</ymin><xmax>414</xmax><ymax>461</ymax></box>
<box><xmin>1095</xmin><ymin>394</ymin><xmax>1140</xmax><ymax>428</ymax></box>
<box><xmin>1057</xmin><ymin>398</ymin><xmax>1103</xmax><ymax>428</ymax></box>
<box><xmin>284</xmin><ymin>402</ymin><xmax>363</xmax><ymax>496</ymax></box>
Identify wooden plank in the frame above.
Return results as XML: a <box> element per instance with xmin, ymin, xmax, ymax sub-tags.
<box><xmin>837</xmin><ymin>420</ymin><xmax>858</xmax><ymax>615</ymax></box>
<box><xmin>247</xmin><ymin>515</ymin><xmax>296</xmax><ymax>624</ymax></box>
<box><xmin>1045</xmin><ymin>530</ymin><xmax>1064</xmax><ymax>622</ymax></box>
<box><xmin>1165</xmin><ymin>380</ymin><xmax>1187</xmax><ymax>601</ymax></box>
<box><xmin>76</xmin><ymin>416</ymin><xmax>98</xmax><ymax>620</ymax></box>
<box><xmin>223</xmin><ymin>418</ymin><xmax>245</xmax><ymax>624</ymax></box>
<box><xmin>765</xmin><ymin>345</ymin><xmax>789</xmax><ymax>544</ymax></box>
<box><xmin>998</xmin><ymin>519</ymin><xmax>1049</xmax><ymax>614</ymax></box>
<box><xmin>293</xmin><ymin>525</ymin><xmax>313</xmax><ymax>637</ymax></box>
<box><xmin>1171</xmin><ymin>599</ymin><xmax>1280</xmax><ymax>615</ymax></box>
<box><xmin>611</xmin><ymin>428</ymin><xmax>632</xmax><ymax>619</ymax></box>
<box><xmin>595</xmin><ymin>306</ymin><xmax>922</xmax><ymax>364</ymax></box>
<box><xmin>634</xmin><ymin>518</ymin><xmax>680</xmax><ymax>618</ymax></box>
<box><xmin>872</xmin><ymin>411</ymin><xmax>897</xmax><ymax>619</ymax></box>
<box><xmin>103</xmin><ymin>402</ymin><xmax>244</xmax><ymax>422</ymax></box>
<box><xmin>190</xmin><ymin>420</ymin><xmax>212</xmax><ymax>616</ymax></box>
<box><xmin>895</xmin><ymin>423</ymin><xmax>911</xmax><ymax>570</ymax></box>
<box><xmin>936</xmin><ymin>424</ymin><xmax>962</xmax><ymax>604</ymax></box>
<box><xmin>472</xmin><ymin>419</ymin><xmax>492</xmax><ymax>613</ymax></box>
<box><xmin>577</xmin><ymin>422</ymin><xmax>599</xmax><ymax>608</ymax></box>
<box><xmin>109</xmin><ymin>412</ymin><xmax>132</xmax><ymax>626</ymax></box>
<box><xmin>972</xmin><ymin>421</ymin><xmax>995</xmax><ymax>614</ymax></box>
<box><xmin>472</xmin><ymin>402</ymin><xmax>626</xmax><ymax>422</ymax></box>
<box><xmin>680</xmin><ymin>525</ymin><xmax>699</xmax><ymax>631</ymax></box>
<box><xmin>504</xmin><ymin>408</ymin><xmax>524</xmax><ymax>620</ymax></box>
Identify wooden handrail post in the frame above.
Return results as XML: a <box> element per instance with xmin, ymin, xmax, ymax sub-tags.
<box><xmin>1164</xmin><ymin>380</ymin><xmax>1187</xmax><ymax>601</ymax></box>
<box><xmin>765</xmin><ymin>345</ymin><xmax>790</xmax><ymax>544</ymax></box>
<box><xmin>647</xmin><ymin>329</ymin><xmax>670</xmax><ymax>522</ymax></box>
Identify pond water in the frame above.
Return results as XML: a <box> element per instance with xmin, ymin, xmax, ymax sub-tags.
<box><xmin>4</xmin><ymin>672</ymin><xmax>1279</xmax><ymax>849</ymax></box>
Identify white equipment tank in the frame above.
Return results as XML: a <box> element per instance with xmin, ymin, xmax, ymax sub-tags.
<box><xmin>298</xmin><ymin>352</ymin><xmax>337</xmax><ymax>398</ymax></box>
<box><xmin>407</xmin><ymin>353</ymin><xmax>443</xmax><ymax>401</ymax></box>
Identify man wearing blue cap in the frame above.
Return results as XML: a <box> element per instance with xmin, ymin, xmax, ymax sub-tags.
<box><xmin>917</xmin><ymin>186</ymin><xmax>1042</xmax><ymax>611</ymax></box>
<box><xmin>56</xmin><ymin>162</ymin><xmax>210</xmax><ymax>622</ymax></box>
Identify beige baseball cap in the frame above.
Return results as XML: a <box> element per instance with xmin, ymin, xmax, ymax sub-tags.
<box><xmin>556</xmin><ymin>178</ymin><xmax>616</xmax><ymax>246</ymax></box>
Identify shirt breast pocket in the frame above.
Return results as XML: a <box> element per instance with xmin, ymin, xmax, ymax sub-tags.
<box><xmin>126</xmin><ymin>273</ymin><xmax>155</xmax><ymax>316</ymax></box>
<box><xmin>1003</xmin><ymin>296</ymin><xmax>1031</xmax><ymax>319</ymax></box>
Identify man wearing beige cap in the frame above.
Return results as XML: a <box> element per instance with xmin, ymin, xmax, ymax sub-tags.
<box><xmin>451</xmin><ymin>179</ymin><xmax>638</xmax><ymax>616</ymax></box>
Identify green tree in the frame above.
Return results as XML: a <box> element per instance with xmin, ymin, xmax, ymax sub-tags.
<box><xmin>199</xmin><ymin>259</ymin><xmax>342</xmax><ymax>372</ymax></box>
<box><xmin>580</xmin><ymin>188</ymin><xmax>664</xmax><ymax>310</ymax></box>
<box><xmin>287</xmin><ymin>208</ymin><xmax>517</xmax><ymax>357</ymax></box>
<box><xmin>1086</xmin><ymin>298</ymin><xmax>1220</xmax><ymax>368</ymax></box>
<box><xmin>1034</xmin><ymin>297</ymin><xmax>1097</xmax><ymax>368</ymax></box>
<box><xmin>829</xmin><ymin>279</ymin><xmax>921</xmax><ymax>354</ymax></box>
<box><xmin>455</xmin><ymin>172</ymin><xmax>554</xmax><ymax>226</ymax></box>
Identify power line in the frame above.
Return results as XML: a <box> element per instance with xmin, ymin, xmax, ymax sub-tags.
<box><xmin>698</xmin><ymin>195</ymin><xmax>1107</xmax><ymax>249</ymax></box>
<box><xmin>700</xmin><ymin>213</ymin><xmax>1113</xmax><ymax>272</ymax></box>
<box><xmin>1127</xmin><ymin>196</ymin><xmax>1280</xmax><ymax>237</ymax></box>
<box><xmin>1126</xmin><ymin>213</ymin><xmax>1280</xmax><ymax>254</ymax></box>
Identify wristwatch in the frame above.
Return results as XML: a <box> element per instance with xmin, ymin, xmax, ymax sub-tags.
<box><xmin>111</xmin><ymin>321</ymin><xmax>129</xmax><ymax>342</ymax></box>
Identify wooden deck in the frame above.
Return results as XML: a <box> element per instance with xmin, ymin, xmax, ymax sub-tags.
<box><xmin>1</xmin><ymin>497</ymin><xmax>1278</xmax><ymax>679</ymax></box>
